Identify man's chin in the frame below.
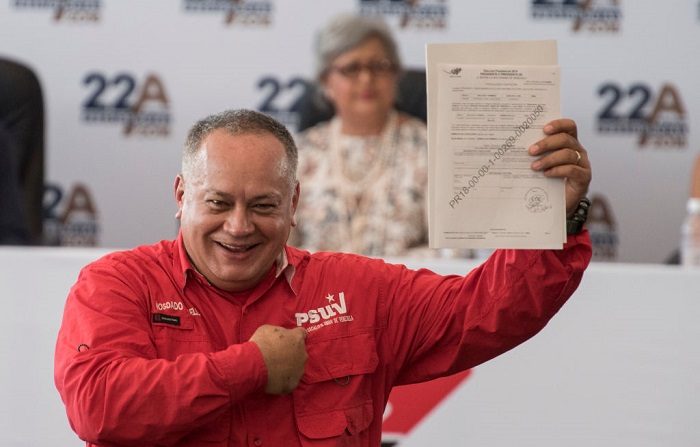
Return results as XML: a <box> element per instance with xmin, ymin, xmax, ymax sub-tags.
<box><xmin>210</xmin><ymin>271</ymin><xmax>257</xmax><ymax>292</ymax></box>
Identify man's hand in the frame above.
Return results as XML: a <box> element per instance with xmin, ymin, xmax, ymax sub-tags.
<box><xmin>528</xmin><ymin>119</ymin><xmax>592</xmax><ymax>217</ymax></box>
<box><xmin>249</xmin><ymin>325</ymin><xmax>308</xmax><ymax>394</ymax></box>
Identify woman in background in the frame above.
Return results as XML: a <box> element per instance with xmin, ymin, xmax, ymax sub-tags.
<box><xmin>293</xmin><ymin>14</ymin><xmax>429</xmax><ymax>256</ymax></box>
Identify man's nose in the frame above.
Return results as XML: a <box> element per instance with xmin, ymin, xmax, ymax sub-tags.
<box><xmin>223</xmin><ymin>207</ymin><xmax>254</xmax><ymax>235</ymax></box>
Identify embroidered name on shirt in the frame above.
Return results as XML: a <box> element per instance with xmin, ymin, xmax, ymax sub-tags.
<box><xmin>155</xmin><ymin>301</ymin><xmax>184</xmax><ymax>311</ymax></box>
<box><xmin>295</xmin><ymin>292</ymin><xmax>353</xmax><ymax>332</ymax></box>
<box><xmin>152</xmin><ymin>313</ymin><xmax>181</xmax><ymax>326</ymax></box>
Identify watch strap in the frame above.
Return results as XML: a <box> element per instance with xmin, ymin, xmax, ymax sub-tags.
<box><xmin>566</xmin><ymin>197</ymin><xmax>591</xmax><ymax>235</ymax></box>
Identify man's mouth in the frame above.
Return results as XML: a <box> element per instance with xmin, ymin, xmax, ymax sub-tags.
<box><xmin>216</xmin><ymin>241</ymin><xmax>259</xmax><ymax>253</ymax></box>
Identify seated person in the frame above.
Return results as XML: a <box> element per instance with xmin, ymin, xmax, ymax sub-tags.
<box><xmin>0</xmin><ymin>57</ymin><xmax>44</xmax><ymax>245</ymax></box>
<box><xmin>292</xmin><ymin>15</ymin><xmax>429</xmax><ymax>256</ymax></box>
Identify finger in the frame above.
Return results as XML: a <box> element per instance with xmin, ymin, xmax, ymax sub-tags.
<box><xmin>542</xmin><ymin>164</ymin><xmax>591</xmax><ymax>185</ymax></box>
<box><xmin>543</xmin><ymin>118</ymin><xmax>577</xmax><ymax>138</ymax></box>
<box><xmin>532</xmin><ymin>147</ymin><xmax>588</xmax><ymax>171</ymax></box>
<box><xmin>529</xmin><ymin>132</ymin><xmax>583</xmax><ymax>157</ymax></box>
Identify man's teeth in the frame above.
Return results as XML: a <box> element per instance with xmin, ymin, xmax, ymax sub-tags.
<box><xmin>220</xmin><ymin>242</ymin><xmax>250</xmax><ymax>252</ymax></box>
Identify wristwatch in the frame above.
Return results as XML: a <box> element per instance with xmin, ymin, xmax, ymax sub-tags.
<box><xmin>566</xmin><ymin>197</ymin><xmax>591</xmax><ymax>235</ymax></box>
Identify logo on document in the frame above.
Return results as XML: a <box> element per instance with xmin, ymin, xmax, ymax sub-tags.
<box><xmin>525</xmin><ymin>188</ymin><xmax>551</xmax><ymax>213</ymax></box>
<box><xmin>530</xmin><ymin>0</ymin><xmax>622</xmax><ymax>33</ymax></box>
<box><xmin>182</xmin><ymin>0</ymin><xmax>274</xmax><ymax>26</ymax></box>
<box><xmin>81</xmin><ymin>71</ymin><xmax>171</xmax><ymax>137</ymax></box>
<box><xmin>358</xmin><ymin>0</ymin><xmax>449</xmax><ymax>29</ymax></box>
<box><xmin>12</xmin><ymin>0</ymin><xmax>101</xmax><ymax>22</ymax></box>
<box><xmin>596</xmin><ymin>81</ymin><xmax>688</xmax><ymax>149</ymax></box>
<box><xmin>295</xmin><ymin>292</ymin><xmax>353</xmax><ymax>332</ymax></box>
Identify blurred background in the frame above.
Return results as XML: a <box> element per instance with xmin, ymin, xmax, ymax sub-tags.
<box><xmin>1</xmin><ymin>0</ymin><xmax>698</xmax><ymax>263</ymax></box>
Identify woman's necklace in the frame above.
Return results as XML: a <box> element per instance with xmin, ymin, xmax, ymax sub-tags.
<box><xmin>328</xmin><ymin>111</ymin><xmax>400</xmax><ymax>254</ymax></box>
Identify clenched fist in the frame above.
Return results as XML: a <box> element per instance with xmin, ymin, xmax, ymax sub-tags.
<box><xmin>249</xmin><ymin>325</ymin><xmax>308</xmax><ymax>394</ymax></box>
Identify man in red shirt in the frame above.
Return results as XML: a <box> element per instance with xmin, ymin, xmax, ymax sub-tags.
<box><xmin>55</xmin><ymin>109</ymin><xmax>592</xmax><ymax>446</ymax></box>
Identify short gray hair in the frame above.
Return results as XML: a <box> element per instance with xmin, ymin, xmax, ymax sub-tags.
<box><xmin>183</xmin><ymin>109</ymin><xmax>298</xmax><ymax>186</ymax></box>
<box><xmin>314</xmin><ymin>14</ymin><xmax>401</xmax><ymax>81</ymax></box>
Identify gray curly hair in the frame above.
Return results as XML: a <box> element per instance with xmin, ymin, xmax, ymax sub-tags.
<box><xmin>314</xmin><ymin>14</ymin><xmax>402</xmax><ymax>81</ymax></box>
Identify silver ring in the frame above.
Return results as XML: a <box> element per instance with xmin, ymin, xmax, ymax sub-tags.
<box><xmin>574</xmin><ymin>150</ymin><xmax>582</xmax><ymax>165</ymax></box>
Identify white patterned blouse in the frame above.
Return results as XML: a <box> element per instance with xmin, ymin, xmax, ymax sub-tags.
<box><xmin>291</xmin><ymin>111</ymin><xmax>429</xmax><ymax>256</ymax></box>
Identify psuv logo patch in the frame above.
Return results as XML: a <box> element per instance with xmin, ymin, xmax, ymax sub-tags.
<box><xmin>295</xmin><ymin>292</ymin><xmax>354</xmax><ymax>332</ymax></box>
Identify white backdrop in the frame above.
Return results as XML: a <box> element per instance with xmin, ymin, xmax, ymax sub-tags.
<box><xmin>1</xmin><ymin>0</ymin><xmax>699</xmax><ymax>262</ymax></box>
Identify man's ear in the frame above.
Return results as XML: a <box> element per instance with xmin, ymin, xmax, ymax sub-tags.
<box><xmin>174</xmin><ymin>175</ymin><xmax>185</xmax><ymax>219</ymax></box>
<box><xmin>290</xmin><ymin>181</ymin><xmax>300</xmax><ymax>227</ymax></box>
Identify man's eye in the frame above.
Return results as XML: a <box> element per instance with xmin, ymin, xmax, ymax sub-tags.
<box><xmin>254</xmin><ymin>203</ymin><xmax>276</xmax><ymax>210</ymax></box>
<box><xmin>206</xmin><ymin>200</ymin><xmax>227</xmax><ymax>208</ymax></box>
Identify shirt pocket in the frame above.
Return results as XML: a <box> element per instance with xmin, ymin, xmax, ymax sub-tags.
<box><xmin>293</xmin><ymin>331</ymin><xmax>378</xmax><ymax>445</ymax></box>
<box><xmin>152</xmin><ymin>314</ymin><xmax>214</xmax><ymax>360</ymax></box>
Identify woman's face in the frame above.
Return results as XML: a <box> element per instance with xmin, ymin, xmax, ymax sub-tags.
<box><xmin>322</xmin><ymin>37</ymin><xmax>398</xmax><ymax>125</ymax></box>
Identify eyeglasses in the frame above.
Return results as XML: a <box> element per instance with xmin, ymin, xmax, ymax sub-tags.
<box><xmin>328</xmin><ymin>60</ymin><xmax>397</xmax><ymax>79</ymax></box>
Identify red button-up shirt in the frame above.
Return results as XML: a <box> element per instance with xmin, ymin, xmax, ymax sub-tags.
<box><xmin>55</xmin><ymin>231</ymin><xmax>591</xmax><ymax>446</ymax></box>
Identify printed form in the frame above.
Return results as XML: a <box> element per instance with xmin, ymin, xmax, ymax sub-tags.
<box><xmin>426</xmin><ymin>41</ymin><xmax>566</xmax><ymax>249</ymax></box>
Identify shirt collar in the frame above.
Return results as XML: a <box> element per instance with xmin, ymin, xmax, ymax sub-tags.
<box><xmin>173</xmin><ymin>231</ymin><xmax>190</xmax><ymax>291</ymax></box>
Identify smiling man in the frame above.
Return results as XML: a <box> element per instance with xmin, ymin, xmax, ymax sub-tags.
<box><xmin>176</xmin><ymin>125</ymin><xmax>299</xmax><ymax>292</ymax></box>
<box><xmin>55</xmin><ymin>109</ymin><xmax>592</xmax><ymax>447</ymax></box>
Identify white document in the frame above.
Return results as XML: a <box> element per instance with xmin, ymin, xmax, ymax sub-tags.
<box><xmin>426</xmin><ymin>41</ymin><xmax>565</xmax><ymax>249</ymax></box>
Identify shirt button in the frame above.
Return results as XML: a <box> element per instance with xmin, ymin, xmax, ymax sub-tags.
<box><xmin>253</xmin><ymin>438</ymin><xmax>262</xmax><ymax>446</ymax></box>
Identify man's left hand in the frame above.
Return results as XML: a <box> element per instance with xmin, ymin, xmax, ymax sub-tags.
<box><xmin>528</xmin><ymin>118</ymin><xmax>591</xmax><ymax>217</ymax></box>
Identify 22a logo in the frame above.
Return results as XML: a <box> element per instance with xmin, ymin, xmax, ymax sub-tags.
<box><xmin>12</xmin><ymin>0</ymin><xmax>100</xmax><ymax>22</ymax></box>
<box><xmin>182</xmin><ymin>0</ymin><xmax>273</xmax><ymax>26</ymax></box>
<box><xmin>81</xmin><ymin>72</ymin><xmax>171</xmax><ymax>136</ymax></box>
<box><xmin>587</xmin><ymin>193</ymin><xmax>618</xmax><ymax>261</ymax></box>
<box><xmin>43</xmin><ymin>183</ymin><xmax>99</xmax><ymax>246</ymax></box>
<box><xmin>359</xmin><ymin>0</ymin><xmax>448</xmax><ymax>29</ymax></box>
<box><xmin>256</xmin><ymin>76</ymin><xmax>311</xmax><ymax>131</ymax></box>
<box><xmin>532</xmin><ymin>0</ymin><xmax>579</xmax><ymax>5</ymax></box>
<box><xmin>531</xmin><ymin>0</ymin><xmax>621</xmax><ymax>33</ymax></box>
<box><xmin>597</xmin><ymin>82</ymin><xmax>687</xmax><ymax>148</ymax></box>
